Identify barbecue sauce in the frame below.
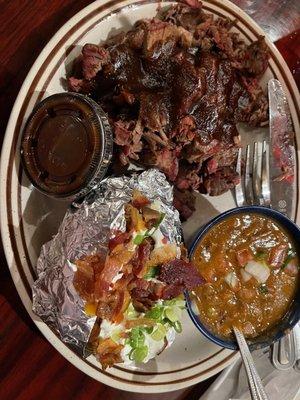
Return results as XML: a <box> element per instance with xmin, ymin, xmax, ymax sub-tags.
<box><xmin>21</xmin><ymin>93</ymin><xmax>113</xmax><ymax>198</ymax></box>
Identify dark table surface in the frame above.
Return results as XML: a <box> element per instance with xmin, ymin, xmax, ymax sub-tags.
<box><xmin>0</xmin><ymin>1</ymin><xmax>299</xmax><ymax>399</ymax></box>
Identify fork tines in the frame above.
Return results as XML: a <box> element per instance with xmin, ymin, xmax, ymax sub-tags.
<box><xmin>235</xmin><ymin>140</ymin><xmax>271</xmax><ymax>207</ymax></box>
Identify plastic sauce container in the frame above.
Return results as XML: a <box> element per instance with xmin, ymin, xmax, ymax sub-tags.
<box><xmin>21</xmin><ymin>92</ymin><xmax>113</xmax><ymax>199</ymax></box>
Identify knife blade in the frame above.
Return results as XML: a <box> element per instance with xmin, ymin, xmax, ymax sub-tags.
<box><xmin>268</xmin><ymin>78</ymin><xmax>296</xmax><ymax>220</ymax></box>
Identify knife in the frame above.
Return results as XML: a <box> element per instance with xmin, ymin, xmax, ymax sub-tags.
<box><xmin>268</xmin><ymin>78</ymin><xmax>296</xmax><ymax>220</ymax></box>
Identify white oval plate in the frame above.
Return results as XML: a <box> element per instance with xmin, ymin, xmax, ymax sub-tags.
<box><xmin>1</xmin><ymin>0</ymin><xmax>299</xmax><ymax>393</ymax></box>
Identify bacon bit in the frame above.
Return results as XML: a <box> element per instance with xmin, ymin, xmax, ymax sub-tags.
<box><xmin>132</xmin><ymin>189</ymin><xmax>150</xmax><ymax>209</ymax></box>
<box><xmin>112</xmin><ymin>290</ymin><xmax>131</xmax><ymax>323</ymax></box>
<box><xmin>111</xmin><ymin>291</ymin><xmax>125</xmax><ymax>322</ymax></box>
<box><xmin>142</xmin><ymin>206</ymin><xmax>161</xmax><ymax>223</ymax></box>
<box><xmin>74</xmin><ymin>255</ymin><xmax>104</xmax><ymax>302</ymax></box>
<box><xmin>159</xmin><ymin>259</ymin><xmax>205</xmax><ymax>289</ymax></box>
<box><xmin>126</xmin><ymin>204</ymin><xmax>146</xmax><ymax>232</ymax></box>
<box><xmin>88</xmin><ymin>321</ymin><xmax>101</xmax><ymax>354</ymax></box>
<box><xmin>158</xmin><ymin>259</ymin><xmax>205</xmax><ymax>299</ymax></box>
<box><xmin>125</xmin><ymin>318</ymin><xmax>157</xmax><ymax>329</ymax></box>
<box><xmin>236</xmin><ymin>248</ymin><xmax>253</xmax><ymax>267</ymax></box>
<box><xmin>97</xmin><ymin>338</ymin><xmax>124</xmax><ymax>369</ymax></box>
<box><xmin>162</xmin><ymin>236</ymin><xmax>168</xmax><ymax>244</ymax></box>
<box><xmin>76</xmin><ymin>254</ymin><xmax>105</xmax><ymax>275</ymax></box>
<box><xmin>114</xmin><ymin>272</ymin><xmax>134</xmax><ymax>290</ymax></box>
<box><xmin>75</xmin><ymin>259</ymin><xmax>94</xmax><ymax>279</ymax></box>
<box><xmin>161</xmin><ymin>285</ymin><xmax>182</xmax><ymax>300</ymax></box>
<box><xmin>95</xmin><ymin>248</ymin><xmax>135</xmax><ymax>297</ymax></box>
<box><xmin>132</xmin><ymin>239</ymin><xmax>152</xmax><ymax>277</ymax></box>
<box><xmin>129</xmin><ymin>277</ymin><xmax>150</xmax><ymax>292</ymax></box>
<box><xmin>96</xmin><ymin>292</ymin><xmax>117</xmax><ymax>320</ymax></box>
<box><xmin>109</xmin><ymin>231</ymin><xmax>131</xmax><ymax>252</ymax></box>
<box><xmin>129</xmin><ymin>278</ymin><xmax>164</xmax><ymax>311</ymax></box>
<box><xmin>269</xmin><ymin>245</ymin><xmax>288</xmax><ymax>269</ymax></box>
<box><xmin>110</xmin><ymin>243</ymin><xmax>125</xmax><ymax>255</ymax></box>
<box><xmin>146</xmin><ymin>243</ymin><xmax>177</xmax><ymax>268</ymax></box>
<box><xmin>153</xmin><ymin>282</ymin><xmax>165</xmax><ymax>298</ymax></box>
<box><xmin>74</xmin><ymin>254</ymin><xmax>107</xmax><ymax>301</ymax></box>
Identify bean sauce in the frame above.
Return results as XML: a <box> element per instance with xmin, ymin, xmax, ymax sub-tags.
<box><xmin>192</xmin><ymin>213</ymin><xmax>299</xmax><ymax>339</ymax></box>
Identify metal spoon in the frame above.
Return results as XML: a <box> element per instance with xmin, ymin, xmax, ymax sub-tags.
<box><xmin>233</xmin><ymin>327</ymin><xmax>270</xmax><ymax>400</ymax></box>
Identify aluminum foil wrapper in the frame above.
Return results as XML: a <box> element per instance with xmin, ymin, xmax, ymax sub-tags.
<box><xmin>32</xmin><ymin>169</ymin><xmax>182</xmax><ymax>357</ymax></box>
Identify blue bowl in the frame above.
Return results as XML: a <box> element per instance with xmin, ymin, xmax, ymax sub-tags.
<box><xmin>185</xmin><ymin>205</ymin><xmax>300</xmax><ymax>351</ymax></box>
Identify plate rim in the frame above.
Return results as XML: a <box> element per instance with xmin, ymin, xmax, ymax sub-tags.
<box><xmin>1</xmin><ymin>0</ymin><xmax>299</xmax><ymax>393</ymax></box>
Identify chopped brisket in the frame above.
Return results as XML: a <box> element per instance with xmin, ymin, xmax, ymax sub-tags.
<box><xmin>175</xmin><ymin>163</ymin><xmax>201</xmax><ymax>190</ymax></box>
<box><xmin>68</xmin><ymin>1</ymin><xmax>269</xmax><ymax>219</ymax></box>
<box><xmin>81</xmin><ymin>44</ymin><xmax>110</xmax><ymax>80</ymax></box>
<box><xmin>201</xmin><ymin>166</ymin><xmax>240</xmax><ymax>196</ymax></box>
<box><xmin>173</xmin><ymin>187</ymin><xmax>196</xmax><ymax>221</ymax></box>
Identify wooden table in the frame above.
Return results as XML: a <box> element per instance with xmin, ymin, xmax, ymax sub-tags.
<box><xmin>0</xmin><ymin>1</ymin><xmax>299</xmax><ymax>399</ymax></box>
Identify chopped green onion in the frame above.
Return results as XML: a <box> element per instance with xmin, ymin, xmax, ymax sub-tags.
<box><xmin>154</xmin><ymin>212</ymin><xmax>166</xmax><ymax>228</ymax></box>
<box><xmin>133</xmin><ymin>234</ymin><xmax>145</xmax><ymax>245</ymax></box>
<box><xmin>281</xmin><ymin>249</ymin><xmax>297</xmax><ymax>270</ymax></box>
<box><xmin>165</xmin><ymin>306</ymin><xmax>180</xmax><ymax>322</ymax></box>
<box><xmin>145</xmin><ymin>326</ymin><xmax>154</xmax><ymax>334</ymax></box>
<box><xmin>258</xmin><ymin>284</ymin><xmax>268</xmax><ymax>294</ymax></box>
<box><xmin>151</xmin><ymin>324</ymin><xmax>167</xmax><ymax>341</ymax></box>
<box><xmin>163</xmin><ymin>297</ymin><xmax>186</xmax><ymax>309</ymax></box>
<box><xmin>171</xmin><ymin>320</ymin><xmax>182</xmax><ymax>333</ymax></box>
<box><xmin>133</xmin><ymin>213</ymin><xmax>165</xmax><ymax>246</ymax></box>
<box><xmin>129</xmin><ymin>348</ymin><xmax>135</xmax><ymax>361</ymax></box>
<box><xmin>145</xmin><ymin>306</ymin><xmax>164</xmax><ymax>320</ymax></box>
<box><xmin>144</xmin><ymin>266</ymin><xmax>159</xmax><ymax>280</ymax></box>
<box><xmin>130</xmin><ymin>345</ymin><xmax>148</xmax><ymax>363</ymax></box>
<box><xmin>129</xmin><ymin>328</ymin><xmax>145</xmax><ymax>348</ymax></box>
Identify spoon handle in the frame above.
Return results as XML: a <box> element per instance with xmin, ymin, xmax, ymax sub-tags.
<box><xmin>233</xmin><ymin>327</ymin><xmax>270</xmax><ymax>400</ymax></box>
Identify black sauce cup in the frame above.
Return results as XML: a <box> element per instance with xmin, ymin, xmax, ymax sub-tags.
<box><xmin>185</xmin><ymin>205</ymin><xmax>300</xmax><ymax>351</ymax></box>
<box><xmin>21</xmin><ymin>92</ymin><xmax>113</xmax><ymax>200</ymax></box>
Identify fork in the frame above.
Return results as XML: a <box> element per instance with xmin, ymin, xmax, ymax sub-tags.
<box><xmin>235</xmin><ymin>141</ymin><xmax>270</xmax><ymax>208</ymax></box>
<box><xmin>235</xmin><ymin>140</ymin><xmax>297</xmax><ymax>371</ymax></box>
